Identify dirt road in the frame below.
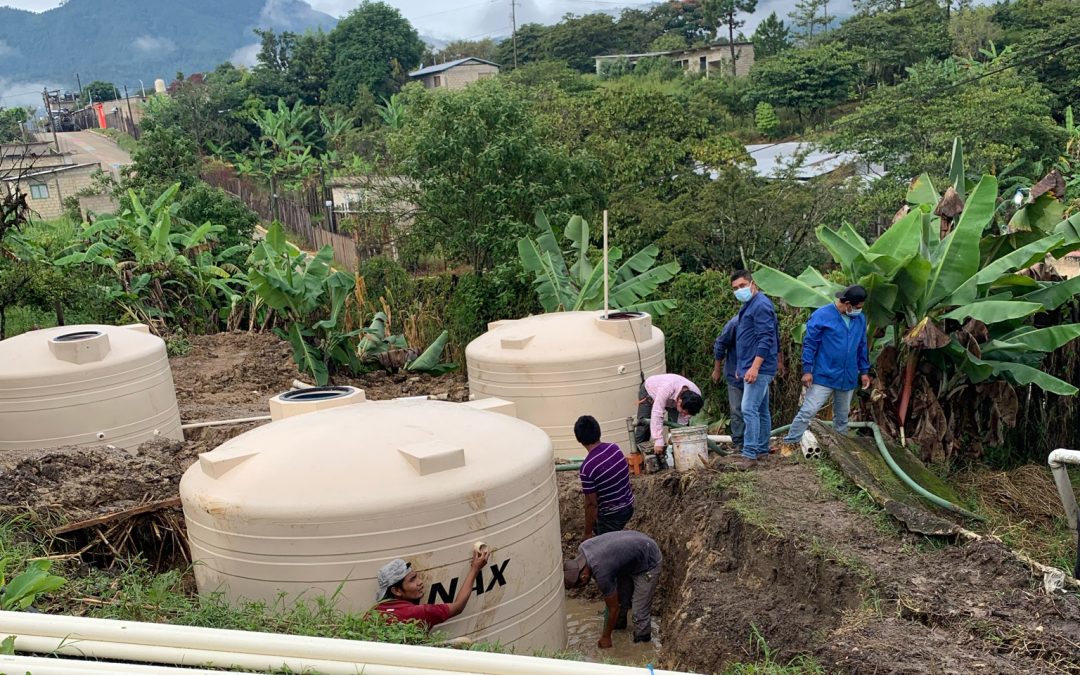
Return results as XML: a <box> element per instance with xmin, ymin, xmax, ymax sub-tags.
<box><xmin>49</xmin><ymin>130</ymin><xmax>132</xmax><ymax>177</ymax></box>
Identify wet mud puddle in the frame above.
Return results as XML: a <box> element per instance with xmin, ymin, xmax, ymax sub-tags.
<box><xmin>565</xmin><ymin>596</ymin><xmax>661</xmax><ymax>665</ymax></box>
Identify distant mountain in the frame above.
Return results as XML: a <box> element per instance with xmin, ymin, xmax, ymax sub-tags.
<box><xmin>0</xmin><ymin>0</ymin><xmax>336</xmax><ymax>90</ymax></box>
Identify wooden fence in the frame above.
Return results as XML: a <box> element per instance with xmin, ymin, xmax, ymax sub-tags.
<box><xmin>203</xmin><ymin>167</ymin><xmax>359</xmax><ymax>271</ymax></box>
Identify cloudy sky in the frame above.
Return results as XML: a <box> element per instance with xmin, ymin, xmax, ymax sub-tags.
<box><xmin>0</xmin><ymin>0</ymin><xmax>855</xmax><ymax>39</ymax></box>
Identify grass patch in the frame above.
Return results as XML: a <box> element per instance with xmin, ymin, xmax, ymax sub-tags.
<box><xmin>714</xmin><ymin>472</ymin><xmax>781</xmax><ymax>536</ymax></box>
<box><xmin>721</xmin><ymin>626</ymin><xmax>825</xmax><ymax>674</ymax></box>
<box><xmin>814</xmin><ymin>460</ymin><xmax>900</xmax><ymax>536</ymax></box>
<box><xmin>91</xmin><ymin>127</ymin><xmax>138</xmax><ymax>154</ymax></box>
<box><xmin>0</xmin><ymin>516</ymin><xmax>440</xmax><ymax>647</ymax></box>
<box><xmin>955</xmin><ymin>465</ymin><xmax>1078</xmax><ymax>572</ymax></box>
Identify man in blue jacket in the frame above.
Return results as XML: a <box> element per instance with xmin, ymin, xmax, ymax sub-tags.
<box><xmin>781</xmin><ymin>285</ymin><xmax>872</xmax><ymax>455</ymax></box>
<box><xmin>712</xmin><ymin>316</ymin><xmax>744</xmax><ymax>453</ymax></box>
<box><xmin>730</xmin><ymin>270</ymin><xmax>779</xmax><ymax>464</ymax></box>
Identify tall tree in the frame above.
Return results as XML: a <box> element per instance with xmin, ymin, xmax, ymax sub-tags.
<box><xmin>425</xmin><ymin>38</ymin><xmax>498</xmax><ymax>66</ymax></box>
<box><xmin>789</xmin><ymin>0</ymin><xmax>827</xmax><ymax>37</ymax></box>
<box><xmin>327</xmin><ymin>1</ymin><xmax>424</xmax><ymax>106</ymax></box>
<box><xmin>80</xmin><ymin>80</ymin><xmax>118</xmax><ymax>105</ymax></box>
<box><xmin>0</xmin><ymin>108</ymin><xmax>29</xmax><ymax>144</ymax></box>
<box><xmin>747</xmin><ymin>43</ymin><xmax>861</xmax><ymax>122</ymax></box>
<box><xmin>752</xmin><ymin>12</ymin><xmax>792</xmax><ymax>58</ymax></box>
<box><xmin>705</xmin><ymin>0</ymin><xmax>759</xmax><ymax>76</ymax></box>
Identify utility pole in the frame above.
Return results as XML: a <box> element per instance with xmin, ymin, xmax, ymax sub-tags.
<box><xmin>123</xmin><ymin>85</ymin><xmax>139</xmax><ymax>139</ymax></box>
<box><xmin>43</xmin><ymin>88</ymin><xmax>59</xmax><ymax>152</ymax></box>
<box><xmin>510</xmin><ymin>0</ymin><xmax>518</xmax><ymax>69</ymax></box>
<box><xmin>75</xmin><ymin>73</ymin><xmax>83</xmax><ymax>98</ymax></box>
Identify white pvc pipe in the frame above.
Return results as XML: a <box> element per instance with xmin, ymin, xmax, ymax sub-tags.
<box><xmin>0</xmin><ymin>654</ymin><xmax>248</xmax><ymax>675</ymax></box>
<box><xmin>707</xmin><ymin>434</ymin><xmax>733</xmax><ymax>444</ymax></box>
<box><xmin>2</xmin><ymin>611</ymin><xmax>694</xmax><ymax>675</ymax></box>
<box><xmin>180</xmin><ymin>415</ymin><xmax>272</xmax><ymax>430</ymax></box>
<box><xmin>1048</xmin><ymin>448</ymin><xmax>1080</xmax><ymax>532</ymax></box>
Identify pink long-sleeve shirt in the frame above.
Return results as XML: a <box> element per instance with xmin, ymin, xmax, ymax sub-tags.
<box><xmin>644</xmin><ymin>374</ymin><xmax>701</xmax><ymax>444</ymax></box>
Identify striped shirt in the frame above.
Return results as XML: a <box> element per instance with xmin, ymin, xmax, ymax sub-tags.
<box><xmin>579</xmin><ymin>442</ymin><xmax>634</xmax><ymax>515</ymax></box>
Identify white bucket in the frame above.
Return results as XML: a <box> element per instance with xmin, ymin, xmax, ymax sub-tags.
<box><xmin>669</xmin><ymin>425</ymin><xmax>708</xmax><ymax>472</ymax></box>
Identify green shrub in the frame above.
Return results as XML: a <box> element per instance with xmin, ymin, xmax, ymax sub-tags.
<box><xmin>175</xmin><ymin>182</ymin><xmax>258</xmax><ymax>262</ymax></box>
<box><xmin>358</xmin><ymin>255</ymin><xmax>414</xmax><ymax>308</ymax></box>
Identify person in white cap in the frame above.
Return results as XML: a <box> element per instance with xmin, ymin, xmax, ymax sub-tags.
<box><xmin>373</xmin><ymin>548</ymin><xmax>489</xmax><ymax>630</ymax></box>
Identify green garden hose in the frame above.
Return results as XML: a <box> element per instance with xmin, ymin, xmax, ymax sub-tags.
<box><xmin>772</xmin><ymin>421</ymin><xmax>984</xmax><ymax>521</ymax></box>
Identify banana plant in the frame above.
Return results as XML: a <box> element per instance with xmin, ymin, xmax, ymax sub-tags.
<box><xmin>517</xmin><ymin>210</ymin><xmax>681</xmax><ymax>317</ymax></box>
<box><xmin>248</xmin><ymin>222</ymin><xmax>361</xmax><ymax>385</ymax></box>
<box><xmin>753</xmin><ymin>138</ymin><xmax>1080</xmax><ymax>458</ymax></box>
<box><xmin>0</xmin><ymin>558</ymin><xmax>65</xmax><ymax>611</ymax></box>
<box><xmin>356</xmin><ymin>313</ymin><xmax>456</xmax><ymax>374</ymax></box>
<box><xmin>54</xmin><ymin>183</ymin><xmax>250</xmax><ymax>332</ymax></box>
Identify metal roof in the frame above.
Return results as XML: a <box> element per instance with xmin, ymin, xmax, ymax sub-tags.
<box><xmin>409</xmin><ymin>57</ymin><xmax>499</xmax><ymax>78</ymax></box>
<box><xmin>2</xmin><ymin>162</ymin><xmax>99</xmax><ymax>182</ymax></box>
<box><xmin>744</xmin><ymin>143</ymin><xmax>879</xmax><ymax>180</ymax></box>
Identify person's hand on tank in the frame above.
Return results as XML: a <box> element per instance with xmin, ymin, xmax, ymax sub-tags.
<box><xmin>471</xmin><ymin>548</ymin><xmax>490</xmax><ymax>571</ymax></box>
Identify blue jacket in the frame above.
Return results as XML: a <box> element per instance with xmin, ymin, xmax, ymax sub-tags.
<box><xmin>802</xmin><ymin>303</ymin><xmax>870</xmax><ymax>391</ymax></box>
<box><xmin>734</xmin><ymin>291</ymin><xmax>779</xmax><ymax>378</ymax></box>
<box><xmin>713</xmin><ymin>317</ymin><xmax>739</xmax><ymax>386</ymax></box>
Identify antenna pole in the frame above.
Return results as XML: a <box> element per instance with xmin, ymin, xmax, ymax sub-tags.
<box><xmin>603</xmin><ymin>209</ymin><xmax>609</xmax><ymax>319</ymax></box>
<box><xmin>511</xmin><ymin>0</ymin><xmax>518</xmax><ymax>68</ymax></box>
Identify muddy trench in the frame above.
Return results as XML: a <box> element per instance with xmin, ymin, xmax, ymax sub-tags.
<box><xmin>557</xmin><ymin>466</ymin><xmax>1080</xmax><ymax>675</ymax></box>
<box><xmin>558</xmin><ymin>471</ymin><xmax>865</xmax><ymax>671</ymax></box>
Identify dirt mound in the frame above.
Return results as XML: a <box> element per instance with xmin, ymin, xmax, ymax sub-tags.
<box><xmin>172</xmin><ymin>332</ymin><xmax>468</xmax><ymax>424</ymax></box>
<box><xmin>557</xmin><ymin>455</ymin><xmax>1080</xmax><ymax>674</ymax></box>
<box><xmin>0</xmin><ymin>441</ymin><xmax>200</xmax><ymax>518</ymax></box>
<box><xmin>172</xmin><ymin>331</ymin><xmax>300</xmax><ymax>412</ymax></box>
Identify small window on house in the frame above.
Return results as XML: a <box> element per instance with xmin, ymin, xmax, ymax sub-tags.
<box><xmin>30</xmin><ymin>183</ymin><xmax>49</xmax><ymax>199</ymax></box>
<box><xmin>699</xmin><ymin>55</ymin><xmax>707</xmax><ymax>71</ymax></box>
<box><xmin>433</xmin><ymin>75</ymin><xmax>442</xmax><ymax>87</ymax></box>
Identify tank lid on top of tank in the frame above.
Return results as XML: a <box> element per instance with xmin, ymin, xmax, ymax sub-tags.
<box><xmin>0</xmin><ymin>324</ymin><xmax>165</xmax><ymax>386</ymax></box>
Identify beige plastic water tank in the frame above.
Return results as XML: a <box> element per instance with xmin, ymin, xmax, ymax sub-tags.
<box><xmin>466</xmin><ymin>310</ymin><xmax>666</xmax><ymax>458</ymax></box>
<box><xmin>180</xmin><ymin>399</ymin><xmax>565</xmax><ymax>652</ymax></box>
<box><xmin>0</xmin><ymin>324</ymin><xmax>183</xmax><ymax>453</ymax></box>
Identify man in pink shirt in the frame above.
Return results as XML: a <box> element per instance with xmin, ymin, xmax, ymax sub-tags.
<box><xmin>633</xmin><ymin>373</ymin><xmax>703</xmax><ymax>459</ymax></box>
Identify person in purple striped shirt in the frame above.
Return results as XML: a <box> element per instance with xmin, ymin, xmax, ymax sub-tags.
<box><xmin>575</xmin><ymin>415</ymin><xmax>635</xmax><ymax>541</ymax></box>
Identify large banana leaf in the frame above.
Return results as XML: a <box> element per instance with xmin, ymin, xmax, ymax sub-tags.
<box><xmin>816</xmin><ymin>225</ymin><xmax>864</xmax><ymax>274</ymax></box>
<box><xmin>981</xmin><ymin>358</ymin><xmax>1078</xmax><ymax>395</ymax></box>
<box><xmin>624</xmin><ymin>299</ymin><xmax>679</xmax><ymax>316</ymax></box>
<box><xmin>857</xmin><ymin>272</ymin><xmax>899</xmax><ymax>332</ymax></box>
<box><xmin>285</xmin><ymin>323</ymin><xmax>328</xmax><ymax>386</ymax></box>
<box><xmin>609</xmin><ymin>261</ymin><xmax>681</xmax><ymax>309</ymax></box>
<box><xmin>1020</xmin><ymin>275</ymin><xmax>1080</xmax><ymax>310</ymax></box>
<box><xmin>926</xmin><ymin>175</ymin><xmax>997</xmax><ymax>309</ymax></box>
<box><xmin>941</xmin><ymin>300</ymin><xmax>1043</xmax><ymax>325</ymax></box>
<box><xmin>405</xmin><ymin>330</ymin><xmax>456</xmax><ymax>373</ymax></box>
<box><xmin>907</xmin><ymin>173</ymin><xmax>940</xmax><ymax>206</ymax></box>
<box><xmin>981</xmin><ymin>324</ymin><xmax>1080</xmax><ymax>355</ymax></box>
<box><xmin>752</xmin><ymin>264</ymin><xmax>833</xmax><ymax>308</ymax></box>
<box><xmin>867</xmin><ymin>209</ymin><xmax>922</xmax><ymax>261</ymax></box>
<box><xmin>948</xmin><ymin>138</ymin><xmax>966</xmax><ymax>202</ymax></box>
<box><xmin>949</xmin><ymin>232</ymin><xmax>1065</xmax><ymax>305</ymax></box>
<box><xmin>1008</xmin><ymin>193</ymin><xmax>1066</xmax><ymax>234</ymax></box>
<box><xmin>564</xmin><ymin>215</ymin><xmax>592</xmax><ymax>285</ymax></box>
<box><xmin>613</xmin><ymin>244</ymin><xmax>665</xmax><ymax>283</ymax></box>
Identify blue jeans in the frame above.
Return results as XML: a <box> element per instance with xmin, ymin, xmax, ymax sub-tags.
<box><xmin>727</xmin><ymin>381</ymin><xmax>745</xmax><ymax>448</ymax></box>
<box><xmin>740</xmin><ymin>374</ymin><xmax>773</xmax><ymax>459</ymax></box>
<box><xmin>783</xmin><ymin>384</ymin><xmax>855</xmax><ymax>443</ymax></box>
